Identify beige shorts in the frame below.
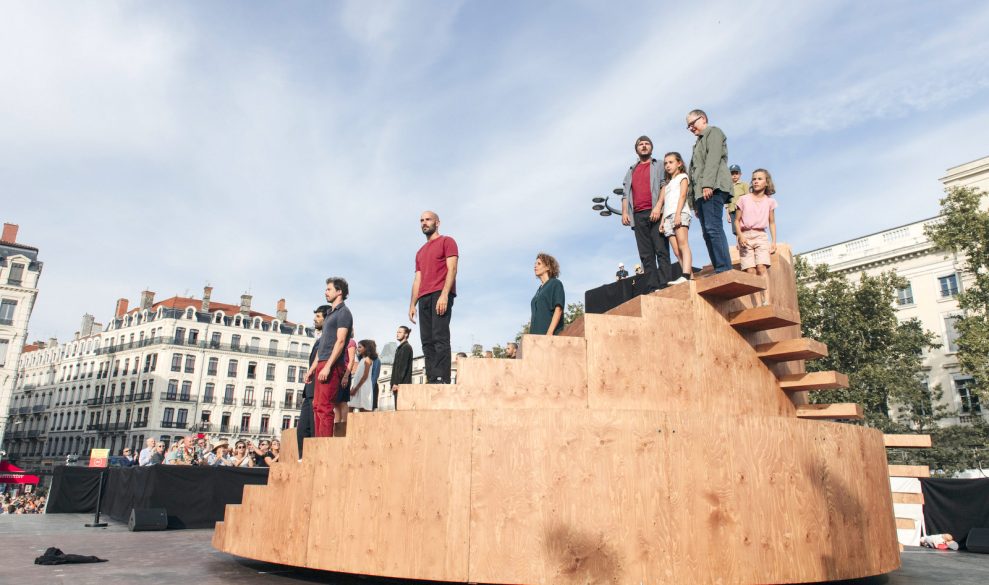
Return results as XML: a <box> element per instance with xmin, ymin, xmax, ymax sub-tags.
<box><xmin>739</xmin><ymin>230</ymin><xmax>771</xmax><ymax>269</ymax></box>
<box><xmin>661</xmin><ymin>211</ymin><xmax>692</xmax><ymax>237</ymax></box>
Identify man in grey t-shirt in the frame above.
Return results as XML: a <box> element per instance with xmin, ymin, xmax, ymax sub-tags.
<box><xmin>305</xmin><ymin>277</ymin><xmax>353</xmax><ymax>437</ymax></box>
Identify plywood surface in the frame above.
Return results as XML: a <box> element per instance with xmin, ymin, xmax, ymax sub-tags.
<box><xmin>883</xmin><ymin>434</ymin><xmax>933</xmax><ymax>448</ymax></box>
<box><xmin>795</xmin><ymin>403</ymin><xmax>864</xmax><ymax>420</ymax></box>
<box><xmin>888</xmin><ymin>465</ymin><xmax>931</xmax><ymax>478</ymax></box>
<box><xmin>755</xmin><ymin>338</ymin><xmax>828</xmax><ymax>362</ymax></box>
<box><xmin>694</xmin><ymin>269</ymin><xmax>766</xmax><ymax>298</ymax></box>
<box><xmin>780</xmin><ymin>371</ymin><xmax>850</xmax><ymax>391</ymax></box>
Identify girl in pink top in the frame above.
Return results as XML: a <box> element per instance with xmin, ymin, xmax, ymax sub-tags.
<box><xmin>733</xmin><ymin>168</ymin><xmax>778</xmax><ymax>278</ymax></box>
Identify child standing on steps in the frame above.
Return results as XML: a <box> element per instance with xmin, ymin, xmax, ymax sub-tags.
<box><xmin>659</xmin><ymin>152</ymin><xmax>693</xmax><ymax>284</ymax></box>
<box><xmin>734</xmin><ymin>168</ymin><xmax>778</xmax><ymax>302</ymax></box>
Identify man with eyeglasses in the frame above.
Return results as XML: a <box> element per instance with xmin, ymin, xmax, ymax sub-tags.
<box><xmin>150</xmin><ymin>442</ymin><xmax>166</xmax><ymax>465</ymax></box>
<box><xmin>686</xmin><ymin>109</ymin><xmax>733</xmax><ymax>274</ymax></box>
<box><xmin>620</xmin><ymin>136</ymin><xmax>671</xmax><ymax>292</ymax></box>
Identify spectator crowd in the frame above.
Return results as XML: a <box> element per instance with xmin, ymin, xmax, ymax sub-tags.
<box><xmin>1</xmin><ymin>491</ymin><xmax>47</xmax><ymax>514</ymax></box>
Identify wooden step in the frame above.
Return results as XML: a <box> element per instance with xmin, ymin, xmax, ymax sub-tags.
<box><xmin>695</xmin><ymin>270</ymin><xmax>766</xmax><ymax>299</ymax></box>
<box><xmin>755</xmin><ymin>338</ymin><xmax>828</xmax><ymax>362</ymax></box>
<box><xmin>892</xmin><ymin>492</ymin><xmax>925</xmax><ymax>505</ymax></box>
<box><xmin>795</xmin><ymin>403</ymin><xmax>863</xmax><ymax>420</ymax></box>
<box><xmin>888</xmin><ymin>464</ymin><xmax>931</xmax><ymax>478</ymax></box>
<box><xmin>779</xmin><ymin>371</ymin><xmax>848</xmax><ymax>391</ymax></box>
<box><xmin>883</xmin><ymin>434</ymin><xmax>932</xmax><ymax>448</ymax></box>
<box><xmin>728</xmin><ymin>305</ymin><xmax>800</xmax><ymax>331</ymax></box>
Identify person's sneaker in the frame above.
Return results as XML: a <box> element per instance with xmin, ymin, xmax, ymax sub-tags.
<box><xmin>670</xmin><ymin>276</ymin><xmax>688</xmax><ymax>285</ymax></box>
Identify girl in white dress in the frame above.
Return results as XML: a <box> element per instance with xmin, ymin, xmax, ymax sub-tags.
<box><xmin>348</xmin><ymin>340</ymin><xmax>378</xmax><ymax>412</ymax></box>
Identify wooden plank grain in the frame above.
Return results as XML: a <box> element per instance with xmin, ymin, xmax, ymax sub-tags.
<box><xmin>883</xmin><ymin>434</ymin><xmax>932</xmax><ymax>448</ymax></box>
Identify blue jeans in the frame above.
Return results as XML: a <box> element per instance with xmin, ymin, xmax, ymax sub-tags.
<box><xmin>695</xmin><ymin>189</ymin><xmax>732</xmax><ymax>273</ymax></box>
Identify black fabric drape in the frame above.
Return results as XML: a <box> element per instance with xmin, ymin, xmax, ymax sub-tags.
<box><xmin>46</xmin><ymin>466</ymin><xmax>105</xmax><ymax>513</ymax></box>
<box><xmin>921</xmin><ymin>477</ymin><xmax>989</xmax><ymax>549</ymax></box>
<box><xmin>46</xmin><ymin>465</ymin><xmax>268</xmax><ymax>529</ymax></box>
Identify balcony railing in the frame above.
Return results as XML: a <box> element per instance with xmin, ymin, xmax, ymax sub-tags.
<box><xmin>280</xmin><ymin>401</ymin><xmax>299</xmax><ymax>410</ymax></box>
<box><xmin>242</xmin><ymin>398</ymin><xmax>256</xmax><ymax>407</ymax></box>
<box><xmin>18</xmin><ymin>406</ymin><xmax>30</xmax><ymax>414</ymax></box>
<box><xmin>131</xmin><ymin>392</ymin><xmax>154</xmax><ymax>403</ymax></box>
<box><xmin>261</xmin><ymin>400</ymin><xmax>274</xmax><ymax>408</ymax></box>
<box><xmin>32</xmin><ymin>404</ymin><xmax>47</xmax><ymax>413</ymax></box>
<box><xmin>95</xmin><ymin>336</ymin><xmax>312</xmax><ymax>360</ymax></box>
<box><xmin>162</xmin><ymin>393</ymin><xmax>198</xmax><ymax>403</ymax></box>
<box><xmin>160</xmin><ymin>420</ymin><xmax>189</xmax><ymax>429</ymax></box>
<box><xmin>7</xmin><ymin>431</ymin><xmax>26</xmax><ymax>439</ymax></box>
<box><xmin>86</xmin><ymin>423</ymin><xmax>102</xmax><ymax>431</ymax></box>
<box><xmin>222</xmin><ymin>397</ymin><xmax>236</xmax><ymax>405</ymax></box>
<box><xmin>133</xmin><ymin>420</ymin><xmax>149</xmax><ymax>429</ymax></box>
<box><xmin>84</xmin><ymin>397</ymin><xmax>102</xmax><ymax>407</ymax></box>
<box><xmin>202</xmin><ymin>395</ymin><xmax>216</xmax><ymax>404</ymax></box>
<box><xmin>27</xmin><ymin>430</ymin><xmax>43</xmax><ymax>438</ymax></box>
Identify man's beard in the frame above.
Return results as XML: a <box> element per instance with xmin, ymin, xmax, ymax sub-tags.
<box><xmin>639</xmin><ymin>151</ymin><xmax>651</xmax><ymax>161</ymax></box>
<box><xmin>422</xmin><ymin>225</ymin><xmax>436</xmax><ymax>236</ymax></box>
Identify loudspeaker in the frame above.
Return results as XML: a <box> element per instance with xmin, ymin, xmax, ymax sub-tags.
<box><xmin>967</xmin><ymin>528</ymin><xmax>989</xmax><ymax>553</ymax></box>
<box><xmin>128</xmin><ymin>508</ymin><xmax>168</xmax><ymax>532</ymax></box>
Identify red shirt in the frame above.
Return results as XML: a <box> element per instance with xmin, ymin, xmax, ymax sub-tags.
<box><xmin>631</xmin><ymin>162</ymin><xmax>653</xmax><ymax>212</ymax></box>
<box><xmin>415</xmin><ymin>235</ymin><xmax>459</xmax><ymax>299</ymax></box>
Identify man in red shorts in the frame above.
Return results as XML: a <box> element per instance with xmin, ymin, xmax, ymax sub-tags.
<box><xmin>305</xmin><ymin>277</ymin><xmax>353</xmax><ymax>437</ymax></box>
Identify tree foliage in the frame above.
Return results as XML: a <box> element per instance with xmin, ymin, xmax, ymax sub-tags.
<box><xmin>795</xmin><ymin>258</ymin><xmax>941</xmax><ymax>431</ymax></box>
<box><xmin>924</xmin><ymin>186</ymin><xmax>989</xmax><ymax>402</ymax></box>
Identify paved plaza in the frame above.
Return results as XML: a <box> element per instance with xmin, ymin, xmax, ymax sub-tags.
<box><xmin>3</xmin><ymin>514</ymin><xmax>989</xmax><ymax>585</ymax></box>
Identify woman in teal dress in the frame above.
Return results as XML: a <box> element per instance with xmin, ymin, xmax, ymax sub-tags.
<box><xmin>530</xmin><ymin>253</ymin><xmax>565</xmax><ymax>335</ymax></box>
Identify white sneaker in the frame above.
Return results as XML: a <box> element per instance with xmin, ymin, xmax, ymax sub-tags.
<box><xmin>670</xmin><ymin>277</ymin><xmax>687</xmax><ymax>285</ymax></box>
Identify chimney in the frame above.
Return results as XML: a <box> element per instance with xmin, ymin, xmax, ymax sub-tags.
<box><xmin>201</xmin><ymin>286</ymin><xmax>212</xmax><ymax>313</ymax></box>
<box><xmin>114</xmin><ymin>298</ymin><xmax>129</xmax><ymax>319</ymax></box>
<box><xmin>140</xmin><ymin>290</ymin><xmax>155</xmax><ymax>311</ymax></box>
<box><xmin>80</xmin><ymin>313</ymin><xmax>96</xmax><ymax>336</ymax></box>
<box><xmin>240</xmin><ymin>294</ymin><xmax>252</xmax><ymax>315</ymax></box>
<box><xmin>1</xmin><ymin>223</ymin><xmax>18</xmax><ymax>243</ymax></box>
<box><xmin>48</xmin><ymin>337</ymin><xmax>57</xmax><ymax>347</ymax></box>
<box><xmin>276</xmin><ymin>299</ymin><xmax>287</xmax><ymax>322</ymax></box>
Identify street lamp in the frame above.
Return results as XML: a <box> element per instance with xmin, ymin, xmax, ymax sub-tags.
<box><xmin>591</xmin><ymin>188</ymin><xmax>625</xmax><ymax>218</ymax></box>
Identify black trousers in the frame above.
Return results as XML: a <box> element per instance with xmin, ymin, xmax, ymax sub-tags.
<box><xmin>633</xmin><ymin>210</ymin><xmax>671</xmax><ymax>291</ymax></box>
<box><xmin>418</xmin><ymin>291</ymin><xmax>454</xmax><ymax>383</ymax></box>
<box><xmin>296</xmin><ymin>396</ymin><xmax>314</xmax><ymax>457</ymax></box>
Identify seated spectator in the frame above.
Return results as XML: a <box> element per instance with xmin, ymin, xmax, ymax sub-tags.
<box><xmin>165</xmin><ymin>435</ymin><xmax>199</xmax><ymax>465</ymax></box>
<box><xmin>150</xmin><ymin>441</ymin><xmax>166</xmax><ymax>465</ymax></box>
<box><xmin>206</xmin><ymin>442</ymin><xmax>232</xmax><ymax>466</ymax></box>
<box><xmin>230</xmin><ymin>441</ymin><xmax>254</xmax><ymax>468</ymax></box>
<box><xmin>252</xmin><ymin>439</ymin><xmax>272</xmax><ymax>467</ymax></box>
<box><xmin>138</xmin><ymin>437</ymin><xmax>156</xmax><ymax>466</ymax></box>
<box><xmin>264</xmin><ymin>439</ymin><xmax>281</xmax><ymax>466</ymax></box>
<box><xmin>195</xmin><ymin>436</ymin><xmax>210</xmax><ymax>459</ymax></box>
<box><xmin>120</xmin><ymin>447</ymin><xmax>137</xmax><ymax>467</ymax></box>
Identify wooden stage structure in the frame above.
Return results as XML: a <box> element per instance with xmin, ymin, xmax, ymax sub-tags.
<box><xmin>213</xmin><ymin>245</ymin><xmax>901</xmax><ymax>584</ymax></box>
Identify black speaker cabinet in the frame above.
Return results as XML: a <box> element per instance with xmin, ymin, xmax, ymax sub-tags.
<box><xmin>128</xmin><ymin>508</ymin><xmax>168</xmax><ymax>532</ymax></box>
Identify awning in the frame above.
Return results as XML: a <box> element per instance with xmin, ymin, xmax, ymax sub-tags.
<box><xmin>0</xmin><ymin>460</ymin><xmax>40</xmax><ymax>485</ymax></box>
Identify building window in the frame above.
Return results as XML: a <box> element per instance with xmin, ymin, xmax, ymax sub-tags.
<box><xmin>227</xmin><ymin>359</ymin><xmax>238</xmax><ymax>377</ymax></box>
<box><xmin>163</xmin><ymin>407</ymin><xmax>175</xmax><ymax>425</ymax></box>
<box><xmin>171</xmin><ymin>353</ymin><xmax>182</xmax><ymax>372</ymax></box>
<box><xmin>184</xmin><ymin>354</ymin><xmax>195</xmax><ymax>373</ymax></box>
<box><xmin>896</xmin><ymin>284</ymin><xmax>914</xmax><ymax>306</ymax></box>
<box><xmin>284</xmin><ymin>389</ymin><xmax>294</xmax><ymax>408</ymax></box>
<box><xmin>245</xmin><ymin>386</ymin><xmax>255</xmax><ymax>401</ymax></box>
<box><xmin>231</xmin><ymin>334</ymin><xmax>241</xmax><ymax>349</ymax></box>
<box><xmin>207</xmin><ymin>357</ymin><xmax>218</xmax><ymax>376</ymax></box>
<box><xmin>240</xmin><ymin>413</ymin><xmax>251</xmax><ymax>433</ymax></box>
<box><xmin>176</xmin><ymin>408</ymin><xmax>189</xmax><ymax>426</ymax></box>
<box><xmin>224</xmin><ymin>384</ymin><xmax>235</xmax><ymax>405</ymax></box>
<box><xmin>204</xmin><ymin>383</ymin><xmax>215</xmax><ymax>402</ymax></box>
<box><xmin>247</xmin><ymin>362</ymin><xmax>257</xmax><ymax>379</ymax></box>
<box><xmin>957</xmin><ymin>378</ymin><xmax>981</xmax><ymax>415</ymax></box>
<box><xmin>0</xmin><ymin>339</ymin><xmax>8</xmax><ymax>367</ymax></box>
<box><xmin>0</xmin><ymin>299</ymin><xmax>17</xmax><ymax>325</ymax></box>
<box><xmin>7</xmin><ymin>263</ymin><xmax>24</xmax><ymax>286</ymax></box>
<box><xmin>939</xmin><ymin>274</ymin><xmax>960</xmax><ymax>298</ymax></box>
<box><xmin>297</xmin><ymin>369</ymin><xmax>305</xmax><ymax>383</ymax></box>
<box><xmin>269</xmin><ymin>339</ymin><xmax>278</xmax><ymax>355</ymax></box>
<box><xmin>174</xmin><ymin>327</ymin><xmax>185</xmax><ymax>344</ymax></box>
<box><xmin>287</xmin><ymin>366</ymin><xmax>296</xmax><ymax>382</ymax></box>
<box><xmin>188</xmin><ymin>329</ymin><xmax>199</xmax><ymax>345</ymax></box>
<box><xmin>281</xmin><ymin>416</ymin><xmax>291</xmax><ymax>430</ymax></box>
<box><xmin>166</xmin><ymin>380</ymin><xmax>178</xmax><ymax>400</ymax></box>
<box><xmin>944</xmin><ymin>315</ymin><xmax>961</xmax><ymax>352</ymax></box>
<box><xmin>201</xmin><ymin>410</ymin><xmax>211</xmax><ymax>423</ymax></box>
<box><xmin>265</xmin><ymin>363</ymin><xmax>275</xmax><ymax>381</ymax></box>
<box><xmin>262</xmin><ymin>387</ymin><xmax>273</xmax><ymax>407</ymax></box>
<box><xmin>260</xmin><ymin>415</ymin><xmax>270</xmax><ymax>434</ymax></box>
<box><xmin>210</xmin><ymin>332</ymin><xmax>221</xmax><ymax>348</ymax></box>
<box><xmin>180</xmin><ymin>381</ymin><xmax>192</xmax><ymax>401</ymax></box>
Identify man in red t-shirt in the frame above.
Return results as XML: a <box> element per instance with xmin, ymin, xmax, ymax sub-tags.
<box><xmin>620</xmin><ymin>135</ymin><xmax>671</xmax><ymax>292</ymax></box>
<box><xmin>408</xmin><ymin>211</ymin><xmax>459</xmax><ymax>384</ymax></box>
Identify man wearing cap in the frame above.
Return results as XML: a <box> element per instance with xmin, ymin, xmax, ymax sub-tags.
<box><xmin>686</xmin><ymin>109</ymin><xmax>733</xmax><ymax>274</ymax></box>
<box><xmin>621</xmin><ymin>136</ymin><xmax>671</xmax><ymax>292</ymax></box>
<box><xmin>725</xmin><ymin>164</ymin><xmax>749</xmax><ymax>235</ymax></box>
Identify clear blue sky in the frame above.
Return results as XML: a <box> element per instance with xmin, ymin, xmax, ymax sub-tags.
<box><xmin>4</xmin><ymin>0</ymin><xmax>988</xmax><ymax>354</ymax></box>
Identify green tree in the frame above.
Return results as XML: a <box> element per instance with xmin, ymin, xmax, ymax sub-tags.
<box><xmin>887</xmin><ymin>421</ymin><xmax>989</xmax><ymax>477</ymax></box>
<box><xmin>470</xmin><ymin>344</ymin><xmax>483</xmax><ymax>358</ymax></box>
<box><xmin>924</xmin><ymin>186</ymin><xmax>989</xmax><ymax>402</ymax></box>
<box><xmin>795</xmin><ymin>258</ymin><xmax>941</xmax><ymax>431</ymax></box>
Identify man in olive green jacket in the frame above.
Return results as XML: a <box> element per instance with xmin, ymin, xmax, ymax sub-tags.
<box><xmin>686</xmin><ymin>109</ymin><xmax>733</xmax><ymax>274</ymax></box>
